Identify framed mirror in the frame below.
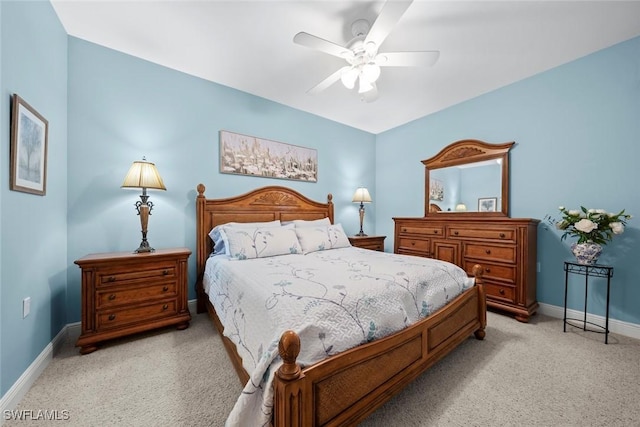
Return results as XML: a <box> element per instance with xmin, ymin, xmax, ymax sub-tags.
<box><xmin>423</xmin><ymin>139</ymin><xmax>515</xmax><ymax>217</ymax></box>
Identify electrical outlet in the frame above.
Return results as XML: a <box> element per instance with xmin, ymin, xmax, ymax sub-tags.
<box><xmin>23</xmin><ymin>297</ymin><xmax>31</xmax><ymax>318</ymax></box>
<box><xmin>537</xmin><ymin>262</ymin><xmax>541</xmax><ymax>273</ymax></box>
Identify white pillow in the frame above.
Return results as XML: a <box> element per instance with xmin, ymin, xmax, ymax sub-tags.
<box><xmin>209</xmin><ymin>220</ymin><xmax>281</xmax><ymax>255</ymax></box>
<box><xmin>295</xmin><ymin>223</ymin><xmax>351</xmax><ymax>254</ymax></box>
<box><xmin>292</xmin><ymin>218</ymin><xmax>331</xmax><ymax>228</ymax></box>
<box><xmin>224</xmin><ymin>226</ymin><xmax>302</xmax><ymax>260</ymax></box>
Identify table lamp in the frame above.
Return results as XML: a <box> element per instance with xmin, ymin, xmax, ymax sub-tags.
<box><xmin>121</xmin><ymin>157</ymin><xmax>166</xmax><ymax>253</ymax></box>
<box><xmin>352</xmin><ymin>187</ymin><xmax>372</xmax><ymax>236</ymax></box>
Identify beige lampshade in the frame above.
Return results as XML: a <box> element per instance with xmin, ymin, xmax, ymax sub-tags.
<box><xmin>455</xmin><ymin>203</ymin><xmax>467</xmax><ymax>212</ymax></box>
<box><xmin>352</xmin><ymin>187</ymin><xmax>372</xmax><ymax>203</ymax></box>
<box><xmin>121</xmin><ymin>159</ymin><xmax>166</xmax><ymax>190</ymax></box>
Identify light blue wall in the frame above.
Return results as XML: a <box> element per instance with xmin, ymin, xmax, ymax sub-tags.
<box><xmin>66</xmin><ymin>38</ymin><xmax>376</xmax><ymax>321</ymax></box>
<box><xmin>0</xmin><ymin>1</ymin><xmax>68</xmax><ymax>396</ymax></box>
<box><xmin>376</xmin><ymin>36</ymin><xmax>640</xmax><ymax>325</ymax></box>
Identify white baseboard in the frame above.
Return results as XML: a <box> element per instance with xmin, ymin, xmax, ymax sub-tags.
<box><xmin>538</xmin><ymin>302</ymin><xmax>640</xmax><ymax>340</ymax></box>
<box><xmin>0</xmin><ymin>325</ymin><xmax>68</xmax><ymax>424</ymax></box>
<box><xmin>0</xmin><ymin>299</ymin><xmax>199</xmax><ymax>424</ymax></box>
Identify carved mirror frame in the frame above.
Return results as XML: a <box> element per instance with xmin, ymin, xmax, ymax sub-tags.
<box><xmin>423</xmin><ymin>139</ymin><xmax>515</xmax><ymax>217</ymax></box>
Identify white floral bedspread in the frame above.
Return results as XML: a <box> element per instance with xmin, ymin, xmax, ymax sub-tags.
<box><xmin>203</xmin><ymin>246</ymin><xmax>474</xmax><ymax>427</ymax></box>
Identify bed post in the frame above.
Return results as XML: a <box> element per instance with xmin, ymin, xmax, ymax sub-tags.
<box><xmin>196</xmin><ymin>183</ymin><xmax>207</xmax><ymax>314</ymax></box>
<box><xmin>472</xmin><ymin>264</ymin><xmax>487</xmax><ymax>340</ymax></box>
<box><xmin>273</xmin><ymin>330</ymin><xmax>312</xmax><ymax>427</ymax></box>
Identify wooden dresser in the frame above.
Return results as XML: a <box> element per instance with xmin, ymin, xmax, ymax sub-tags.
<box><xmin>75</xmin><ymin>248</ymin><xmax>192</xmax><ymax>354</ymax></box>
<box><xmin>348</xmin><ymin>235</ymin><xmax>386</xmax><ymax>251</ymax></box>
<box><xmin>394</xmin><ymin>217</ymin><xmax>538</xmax><ymax>322</ymax></box>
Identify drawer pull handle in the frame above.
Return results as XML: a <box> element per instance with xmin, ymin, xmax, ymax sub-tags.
<box><xmin>108</xmin><ymin>294</ymin><xmax>116</xmax><ymax>300</ymax></box>
<box><xmin>485</xmin><ymin>268</ymin><xmax>491</xmax><ymax>273</ymax></box>
<box><xmin>500</xmin><ymin>233</ymin><xmax>505</xmax><ymax>238</ymax></box>
<box><xmin>162</xmin><ymin>304</ymin><xmax>169</xmax><ymax>310</ymax></box>
<box><xmin>485</xmin><ymin>249</ymin><xmax>491</xmax><ymax>254</ymax></box>
<box><xmin>108</xmin><ymin>314</ymin><xmax>116</xmax><ymax>321</ymax></box>
<box><xmin>499</xmin><ymin>289</ymin><xmax>505</xmax><ymax>295</ymax></box>
<box><xmin>411</xmin><ymin>242</ymin><xmax>416</xmax><ymax>246</ymax></box>
<box><xmin>433</xmin><ymin>230</ymin><xmax>438</xmax><ymax>234</ymax></box>
<box><xmin>163</xmin><ymin>270</ymin><xmax>169</xmax><ymax>275</ymax></box>
<box><xmin>454</xmin><ymin>231</ymin><xmax>459</xmax><ymax>235</ymax></box>
<box><xmin>108</xmin><ymin>276</ymin><xmax>116</xmax><ymax>282</ymax></box>
<box><xmin>162</xmin><ymin>286</ymin><xmax>169</xmax><ymax>292</ymax></box>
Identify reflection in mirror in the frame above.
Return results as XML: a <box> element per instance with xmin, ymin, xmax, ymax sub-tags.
<box><xmin>423</xmin><ymin>139</ymin><xmax>514</xmax><ymax>217</ymax></box>
<box><xmin>430</xmin><ymin>160</ymin><xmax>502</xmax><ymax>213</ymax></box>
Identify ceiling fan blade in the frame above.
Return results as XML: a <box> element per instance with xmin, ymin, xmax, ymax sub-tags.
<box><xmin>294</xmin><ymin>32</ymin><xmax>350</xmax><ymax>59</ymax></box>
<box><xmin>376</xmin><ymin>51</ymin><xmax>440</xmax><ymax>67</ymax></box>
<box><xmin>307</xmin><ymin>66</ymin><xmax>351</xmax><ymax>95</ymax></box>
<box><xmin>364</xmin><ymin>0</ymin><xmax>413</xmax><ymax>47</ymax></box>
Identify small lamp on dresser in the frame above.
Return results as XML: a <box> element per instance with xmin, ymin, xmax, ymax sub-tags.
<box><xmin>121</xmin><ymin>157</ymin><xmax>166</xmax><ymax>253</ymax></box>
<box><xmin>352</xmin><ymin>187</ymin><xmax>372</xmax><ymax>236</ymax></box>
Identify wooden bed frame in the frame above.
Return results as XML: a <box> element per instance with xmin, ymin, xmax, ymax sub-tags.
<box><xmin>195</xmin><ymin>184</ymin><xmax>487</xmax><ymax>427</ymax></box>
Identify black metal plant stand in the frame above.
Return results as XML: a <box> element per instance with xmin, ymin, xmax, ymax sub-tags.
<box><xmin>563</xmin><ymin>261</ymin><xmax>613</xmax><ymax>344</ymax></box>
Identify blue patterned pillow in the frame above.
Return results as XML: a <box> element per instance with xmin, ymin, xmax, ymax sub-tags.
<box><xmin>224</xmin><ymin>226</ymin><xmax>302</xmax><ymax>260</ymax></box>
<box><xmin>294</xmin><ymin>223</ymin><xmax>351</xmax><ymax>254</ymax></box>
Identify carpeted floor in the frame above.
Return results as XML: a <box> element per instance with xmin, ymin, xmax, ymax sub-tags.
<box><xmin>6</xmin><ymin>311</ymin><xmax>640</xmax><ymax>426</ymax></box>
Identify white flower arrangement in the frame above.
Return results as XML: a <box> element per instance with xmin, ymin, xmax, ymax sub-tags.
<box><xmin>547</xmin><ymin>206</ymin><xmax>632</xmax><ymax>245</ymax></box>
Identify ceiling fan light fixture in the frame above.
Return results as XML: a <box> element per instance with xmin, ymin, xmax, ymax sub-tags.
<box><xmin>358</xmin><ymin>74</ymin><xmax>374</xmax><ymax>94</ymax></box>
<box><xmin>361</xmin><ymin>63</ymin><xmax>381</xmax><ymax>83</ymax></box>
<box><xmin>341</xmin><ymin>67</ymin><xmax>359</xmax><ymax>89</ymax></box>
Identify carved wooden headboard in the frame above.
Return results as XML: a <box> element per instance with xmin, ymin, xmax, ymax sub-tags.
<box><xmin>195</xmin><ymin>184</ymin><xmax>334</xmax><ymax>313</ymax></box>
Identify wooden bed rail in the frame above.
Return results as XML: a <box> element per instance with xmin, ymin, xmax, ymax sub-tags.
<box><xmin>274</xmin><ymin>266</ymin><xmax>486</xmax><ymax>427</ymax></box>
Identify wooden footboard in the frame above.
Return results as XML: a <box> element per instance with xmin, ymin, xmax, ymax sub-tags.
<box><xmin>273</xmin><ymin>268</ymin><xmax>486</xmax><ymax>427</ymax></box>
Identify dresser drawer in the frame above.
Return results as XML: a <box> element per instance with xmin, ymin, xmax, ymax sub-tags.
<box><xmin>484</xmin><ymin>282</ymin><xmax>516</xmax><ymax>304</ymax></box>
<box><xmin>464</xmin><ymin>260</ymin><xmax>516</xmax><ymax>283</ymax></box>
<box><xmin>399</xmin><ymin>226</ymin><xmax>444</xmax><ymax>237</ymax></box>
<box><xmin>464</xmin><ymin>243</ymin><xmax>516</xmax><ymax>263</ymax></box>
<box><xmin>98</xmin><ymin>300</ymin><xmax>177</xmax><ymax>330</ymax></box>
<box><xmin>96</xmin><ymin>282</ymin><xmax>177</xmax><ymax>309</ymax></box>
<box><xmin>448</xmin><ymin>226</ymin><xmax>515</xmax><ymax>243</ymax></box>
<box><xmin>397</xmin><ymin>237</ymin><xmax>430</xmax><ymax>253</ymax></box>
<box><xmin>98</xmin><ymin>264</ymin><xmax>176</xmax><ymax>286</ymax></box>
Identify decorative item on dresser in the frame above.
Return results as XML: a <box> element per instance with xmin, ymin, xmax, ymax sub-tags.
<box><xmin>394</xmin><ymin>139</ymin><xmax>539</xmax><ymax>322</ymax></box>
<box><xmin>348</xmin><ymin>235</ymin><xmax>386</xmax><ymax>251</ymax></box>
<box><xmin>75</xmin><ymin>248</ymin><xmax>191</xmax><ymax>354</ymax></box>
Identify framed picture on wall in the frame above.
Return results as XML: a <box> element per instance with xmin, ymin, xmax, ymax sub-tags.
<box><xmin>478</xmin><ymin>197</ymin><xmax>498</xmax><ymax>212</ymax></box>
<box><xmin>10</xmin><ymin>94</ymin><xmax>49</xmax><ymax>196</ymax></box>
<box><xmin>219</xmin><ymin>130</ymin><xmax>317</xmax><ymax>182</ymax></box>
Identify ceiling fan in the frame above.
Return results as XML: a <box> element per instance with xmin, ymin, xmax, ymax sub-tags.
<box><xmin>293</xmin><ymin>0</ymin><xmax>440</xmax><ymax>102</ymax></box>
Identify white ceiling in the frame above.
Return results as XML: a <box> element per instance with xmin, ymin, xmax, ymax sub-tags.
<box><xmin>50</xmin><ymin>0</ymin><xmax>640</xmax><ymax>134</ymax></box>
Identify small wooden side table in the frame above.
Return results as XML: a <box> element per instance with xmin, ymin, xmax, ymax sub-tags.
<box><xmin>563</xmin><ymin>261</ymin><xmax>613</xmax><ymax>344</ymax></box>
<box><xmin>348</xmin><ymin>235</ymin><xmax>386</xmax><ymax>252</ymax></box>
<box><xmin>75</xmin><ymin>248</ymin><xmax>191</xmax><ymax>354</ymax></box>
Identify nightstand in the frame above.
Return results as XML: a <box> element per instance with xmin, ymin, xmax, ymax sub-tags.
<box><xmin>348</xmin><ymin>235</ymin><xmax>386</xmax><ymax>251</ymax></box>
<box><xmin>75</xmin><ymin>248</ymin><xmax>191</xmax><ymax>354</ymax></box>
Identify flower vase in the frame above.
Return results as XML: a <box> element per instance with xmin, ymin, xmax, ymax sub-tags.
<box><xmin>571</xmin><ymin>242</ymin><xmax>603</xmax><ymax>265</ymax></box>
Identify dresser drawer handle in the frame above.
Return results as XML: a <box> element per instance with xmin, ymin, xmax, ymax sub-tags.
<box><xmin>433</xmin><ymin>230</ymin><xmax>439</xmax><ymax>234</ymax></box>
<box><xmin>499</xmin><ymin>289</ymin><xmax>505</xmax><ymax>295</ymax></box>
<box><xmin>108</xmin><ymin>314</ymin><xmax>116</xmax><ymax>321</ymax></box>
<box><xmin>485</xmin><ymin>249</ymin><xmax>491</xmax><ymax>254</ymax></box>
<box><xmin>163</xmin><ymin>270</ymin><xmax>169</xmax><ymax>276</ymax></box>
<box><xmin>162</xmin><ymin>286</ymin><xmax>169</xmax><ymax>292</ymax></box>
<box><xmin>108</xmin><ymin>276</ymin><xmax>116</xmax><ymax>282</ymax></box>
<box><xmin>485</xmin><ymin>268</ymin><xmax>491</xmax><ymax>273</ymax></box>
<box><xmin>453</xmin><ymin>231</ymin><xmax>459</xmax><ymax>236</ymax></box>
<box><xmin>499</xmin><ymin>233</ymin><xmax>505</xmax><ymax>238</ymax></box>
<box><xmin>162</xmin><ymin>304</ymin><xmax>169</xmax><ymax>310</ymax></box>
<box><xmin>411</xmin><ymin>242</ymin><xmax>416</xmax><ymax>246</ymax></box>
<box><xmin>108</xmin><ymin>294</ymin><xmax>116</xmax><ymax>300</ymax></box>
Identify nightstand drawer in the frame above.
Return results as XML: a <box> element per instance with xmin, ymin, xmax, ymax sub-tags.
<box><xmin>348</xmin><ymin>236</ymin><xmax>386</xmax><ymax>252</ymax></box>
<box><xmin>98</xmin><ymin>264</ymin><xmax>176</xmax><ymax>286</ymax></box>
<box><xmin>97</xmin><ymin>282</ymin><xmax>177</xmax><ymax>308</ymax></box>
<box><xmin>98</xmin><ymin>300</ymin><xmax>177</xmax><ymax>330</ymax></box>
<box><xmin>464</xmin><ymin>244</ymin><xmax>516</xmax><ymax>263</ymax></box>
